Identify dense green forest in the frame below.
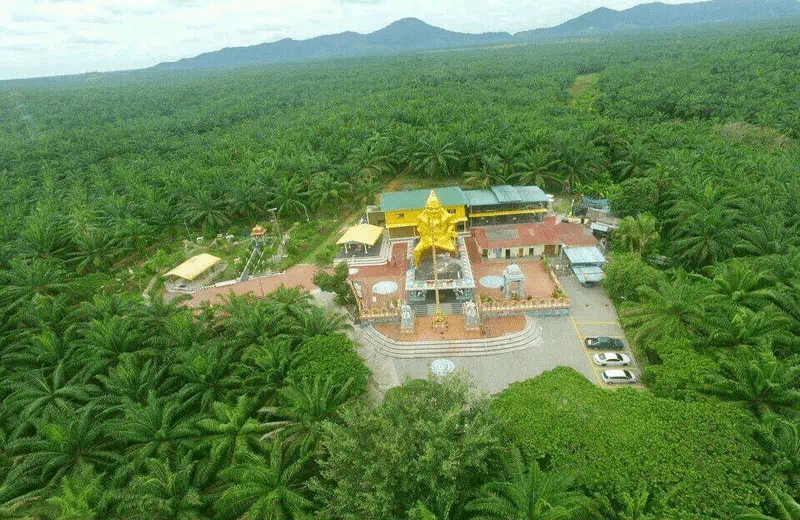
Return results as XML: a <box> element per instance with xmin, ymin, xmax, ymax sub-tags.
<box><xmin>1</xmin><ymin>19</ymin><xmax>800</xmax><ymax>519</ymax></box>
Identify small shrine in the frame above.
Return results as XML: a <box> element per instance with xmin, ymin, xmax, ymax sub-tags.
<box><xmin>503</xmin><ymin>263</ymin><xmax>525</xmax><ymax>300</ymax></box>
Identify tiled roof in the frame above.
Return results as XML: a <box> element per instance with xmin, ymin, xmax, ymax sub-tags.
<box><xmin>472</xmin><ymin>216</ymin><xmax>598</xmax><ymax>249</ymax></box>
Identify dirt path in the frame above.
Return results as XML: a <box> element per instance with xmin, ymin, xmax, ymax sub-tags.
<box><xmin>569</xmin><ymin>73</ymin><xmax>600</xmax><ymax>109</ymax></box>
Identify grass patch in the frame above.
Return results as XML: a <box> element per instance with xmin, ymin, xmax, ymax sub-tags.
<box><xmin>569</xmin><ymin>73</ymin><xmax>601</xmax><ymax>112</ymax></box>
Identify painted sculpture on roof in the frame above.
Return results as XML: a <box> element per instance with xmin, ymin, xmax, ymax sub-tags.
<box><xmin>414</xmin><ymin>190</ymin><xmax>458</xmax><ymax>265</ymax></box>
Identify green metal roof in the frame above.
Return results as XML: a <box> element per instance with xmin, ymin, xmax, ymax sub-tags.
<box><xmin>491</xmin><ymin>185</ymin><xmax>522</xmax><ymax>203</ymax></box>
<box><xmin>380</xmin><ymin>187</ymin><xmax>467</xmax><ymax>212</ymax></box>
<box><xmin>463</xmin><ymin>189</ymin><xmax>498</xmax><ymax>207</ymax></box>
<box><xmin>463</xmin><ymin>185</ymin><xmax>548</xmax><ymax>207</ymax></box>
<box><xmin>379</xmin><ymin>185</ymin><xmax>548</xmax><ymax>212</ymax></box>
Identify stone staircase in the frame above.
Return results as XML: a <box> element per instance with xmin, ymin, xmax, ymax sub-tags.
<box><xmin>411</xmin><ymin>302</ymin><xmax>463</xmax><ymax>317</ymax></box>
<box><xmin>360</xmin><ymin>316</ymin><xmax>542</xmax><ymax>358</ymax></box>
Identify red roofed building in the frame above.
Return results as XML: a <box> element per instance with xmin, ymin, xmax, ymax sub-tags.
<box><xmin>471</xmin><ymin>216</ymin><xmax>598</xmax><ymax>260</ymax></box>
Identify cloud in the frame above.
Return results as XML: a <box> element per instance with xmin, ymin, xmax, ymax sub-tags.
<box><xmin>11</xmin><ymin>13</ymin><xmax>51</xmax><ymax>23</ymax></box>
<box><xmin>0</xmin><ymin>43</ymin><xmax>43</xmax><ymax>53</ymax></box>
<box><xmin>68</xmin><ymin>34</ymin><xmax>113</xmax><ymax>45</ymax></box>
<box><xmin>76</xmin><ymin>15</ymin><xmax>122</xmax><ymax>25</ymax></box>
<box><xmin>107</xmin><ymin>6</ymin><xmax>159</xmax><ymax>17</ymax></box>
<box><xmin>237</xmin><ymin>22</ymin><xmax>290</xmax><ymax>34</ymax></box>
<box><xmin>167</xmin><ymin>0</ymin><xmax>208</xmax><ymax>6</ymax></box>
<box><xmin>0</xmin><ymin>26</ymin><xmax>46</xmax><ymax>35</ymax></box>
<box><xmin>334</xmin><ymin>0</ymin><xmax>386</xmax><ymax>3</ymax></box>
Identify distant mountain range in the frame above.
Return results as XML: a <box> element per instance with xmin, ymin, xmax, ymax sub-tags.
<box><xmin>155</xmin><ymin>0</ymin><xmax>800</xmax><ymax>71</ymax></box>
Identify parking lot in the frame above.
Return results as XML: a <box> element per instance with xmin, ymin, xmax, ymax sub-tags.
<box><xmin>358</xmin><ymin>271</ymin><xmax>641</xmax><ymax>396</ymax></box>
<box><xmin>560</xmin><ymin>275</ymin><xmax>642</xmax><ymax>388</ymax></box>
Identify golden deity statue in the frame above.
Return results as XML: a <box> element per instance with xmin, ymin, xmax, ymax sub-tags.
<box><xmin>414</xmin><ymin>190</ymin><xmax>458</xmax><ymax>327</ymax></box>
<box><xmin>413</xmin><ymin>190</ymin><xmax>458</xmax><ymax>265</ymax></box>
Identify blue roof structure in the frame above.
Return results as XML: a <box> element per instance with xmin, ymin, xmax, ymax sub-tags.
<box><xmin>573</xmin><ymin>265</ymin><xmax>605</xmax><ymax>284</ymax></box>
<box><xmin>564</xmin><ymin>246</ymin><xmax>606</xmax><ymax>265</ymax></box>
<box><xmin>463</xmin><ymin>185</ymin><xmax>548</xmax><ymax>207</ymax></box>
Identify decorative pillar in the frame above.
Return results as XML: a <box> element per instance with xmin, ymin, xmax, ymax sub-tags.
<box><xmin>463</xmin><ymin>301</ymin><xmax>481</xmax><ymax>331</ymax></box>
<box><xmin>400</xmin><ymin>302</ymin><xmax>415</xmax><ymax>334</ymax></box>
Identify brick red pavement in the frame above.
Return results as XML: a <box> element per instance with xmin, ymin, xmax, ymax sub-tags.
<box><xmin>186</xmin><ymin>263</ymin><xmax>320</xmax><ymax>307</ymax></box>
<box><xmin>375</xmin><ymin>315</ymin><xmax>526</xmax><ymax>341</ymax></box>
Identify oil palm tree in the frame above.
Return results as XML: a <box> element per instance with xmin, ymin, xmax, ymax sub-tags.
<box><xmin>612</xmin><ymin>140</ymin><xmax>654</xmax><ymax>181</ymax></box>
<box><xmin>703</xmin><ymin>347</ymin><xmax>800</xmax><ymax>419</ymax></box>
<box><xmin>239</xmin><ymin>338</ymin><xmax>300</xmax><ymax>407</ymax></box>
<box><xmin>267</xmin><ymin>176</ymin><xmax>310</xmax><ymax>221</ymax></box>
<box><xmin>215</xmin><ymin>441</ymin><xmax>313</xmax><ymax>520</ymax></box>
<box><xmin>181</xmin><ymin>189</ymin><xmax>230</xmax><ymax>230</ymax></box>
<box><xmin>194</xmin><ymin>396</ymin><xmax>268</xmax><ymax>482</ymax></box>
<box><xmin>736</xmin><ymin>487</ymin><xmax>800</xmax><ymax>520</ymax></box>
<box><xmin>95</xmin><ymin>357</ymin><xmax>176</xmax><ymax>410</ymax></box>
<box><xmin>4</xmin><ymin>362</ymin><xmax>100</xmax><ymax>421</ymax></box>
<box><xmin>699</xmin><ymin>261</ymin><xmax>778</xmax><ymax>314</ymax></box>
<box><xmin>45</xmin><ymin>464</ymin><xmax>113</xmax><ymax>520</ymax></box>
<box><xmin>592</xmin><ymin>485</ymin><xmax>663</xmax><ymax>520</ymax></box>
<box><xmin>262</xmin><ymin>375</ymin><xmax>354</xmax><ymax>457</ymax></box>
<box><xmin>413</xmin><ymin>136</ymin><xmax>460</xmax><ymax>178</ymax></box>
<box><xmin>515</xmin><ymin>148</ymin><xmax>563</xmax><ymax>189</ymax></box>
<box><xmin>755</xmin><ymin>416</ymin><xmax>800</xmax><ymax>494</ymax></box>
<box><xmin>172</xmin><ymin>343</ymin><xmax>240</xmax><ymax>413</ymax></box>
<box><xmin>736</xmin><ymin>217</ymin><xmax>800</xmax><ymax>257</ymax></box>
<box><xmin>620</xmin><ymin>273</ymin><xmax>705</xmax><ymax>347</ymax></box>
<box><xmin>463</xmin><ymin>154</ymin><xmax>505</xmax><ymax>189</ymax></box>
<box><xmin>118</xmin><ymin>457</ymin><xmax>204</xmax><ymax>520</ymax></box>
<box><xmin>299</xmin><ymin>307</ymin><xmax>352</xmax><ymax>340</ymax></box>
<box><xmin>704</xmin><ymin>308</ymin><xmax>794</xmax><ymax>352</ymax></box>
<box><xmin>110</xmin><ymin>395</ymin><xmax>198</xmax><ymax>470</ymax></box>
<box><xmin>2</xmin><ymin>407</ymin><xmax>120</xmax><ymax>503</ymax></box>
<box><xmin>466</xmin><ymin>447</ymin><xmax>591</xmax><ymax>520</ymax></box>
<box><xmin>68</xmin><ymin>229</ymin><xmax>123</xmax><ymax>273</ymax></box>
<box><xmin>0</xmin><ymin>259</ymin><xmax>73</xmax><ymax>311</ymax></box>
<box><xmin>309</xmin><ymin>173</ymin><xmax>351</xmax><ymax>213</ymax></box>
<box><xmin>77</xmin><ymin>316</ymin><xmax>151</xmax><ymax>377</ymax></box>
<box><xmin>615</xmin><ymin>214</ymin><xmax>659</xmax><ymax>255</ymax></box>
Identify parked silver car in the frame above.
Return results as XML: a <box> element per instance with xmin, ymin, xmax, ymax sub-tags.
<box><xmin>592</xmin><ymin>352</ymin><xmax>631</xmax><ymax>367</ymax></box>
<box><xmin>600</xmin><ymin>369</ymin><xmax>638</xmax><ymax>385</ymax></box>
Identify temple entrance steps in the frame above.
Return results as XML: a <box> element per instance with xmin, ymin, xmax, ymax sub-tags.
<box><xmin>411</xmin><ymin>302</ymin><xmax>464</xmax><ymax>317</ymax></box>
<box><xmin>360</xmin><ymin>316</ymin><xmax>542</xmax><ymax>358</ymax></box>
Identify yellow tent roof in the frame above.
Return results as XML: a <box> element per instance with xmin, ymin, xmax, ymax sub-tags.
<box><xmin>336</xmin><ymin>224</ymin><xmax>384</xmax><ymax>247</ymax></box>
<box><xmin>165</xmin><ymin>253</ymin><xmax>221</xmax><ymax>281</ymax></box>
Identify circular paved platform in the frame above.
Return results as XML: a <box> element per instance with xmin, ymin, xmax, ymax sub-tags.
<box><xmin>479</xmin><ymin>275</ymin><xmax>504</xmax><ymax>289</ymax></box>
<box><xmin>430</xmin><ymin>359</ymin><xmax>455</xmax><ymax>376</ymax></box>
<box><xmin>372</xmin><ymin>280</ymin><xmax>399</xmax><ymax>295</ymax></box>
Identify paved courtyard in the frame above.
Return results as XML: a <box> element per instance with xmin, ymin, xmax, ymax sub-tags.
<box><xmin>358</xmin><ymin>264</ymin><xmax>639</xmax><ymax>396</ymax></box>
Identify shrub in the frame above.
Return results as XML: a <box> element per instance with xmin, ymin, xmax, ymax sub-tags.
<box><xmin>603</xmin><ymin>252</ymin><xmax>665</xmax><ymax>303</ymax></box>
<box><xmin>609</xmin><ymin>178</ymin><xmax>659</xmax><ymax>217</ymax></box>
<box><xmin>313</xmin><ymin>377</ymin><xmax>506</xmax><ymax>520</ymax></box>
<box><xmin>643</xmin><ymin>338</ymin><xmax>718</xmax><ymax>401</ymax></box>
<box><xmin>288</xmin><ymin>333</ymin><xmax>369</xmax><ymax>398</ymax></box>
<box><xmin>493</xmin><ymin>367</ymin><xmax>766</xmax><ymax>520</ymax></box>
<box><xmin>313</xmin><ymin>262</ymin><xmax>355</xmax><ymax>306</ymax></box>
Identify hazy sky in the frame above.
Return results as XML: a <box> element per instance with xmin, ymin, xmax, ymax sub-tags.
<box><xmin>1</xmin><ymin>0</ymin><xmax>697</xmax><ymax>80</ymax></box>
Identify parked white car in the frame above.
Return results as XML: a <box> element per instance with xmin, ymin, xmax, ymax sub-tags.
<box><xmin>593</xmin><ymin>352</ymin><xmax>631</xmax><ymax>367</ymax></box>
<box><xmin>600</xmin><ymin>369</ymin><xmax>638</xmax><ymax>385</ymax></box>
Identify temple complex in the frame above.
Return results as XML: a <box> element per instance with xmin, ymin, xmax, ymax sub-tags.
<box><xmin>337</xmin><ymin>185</ymin><xmax>602</xmax><ymax>350</ymax></box>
